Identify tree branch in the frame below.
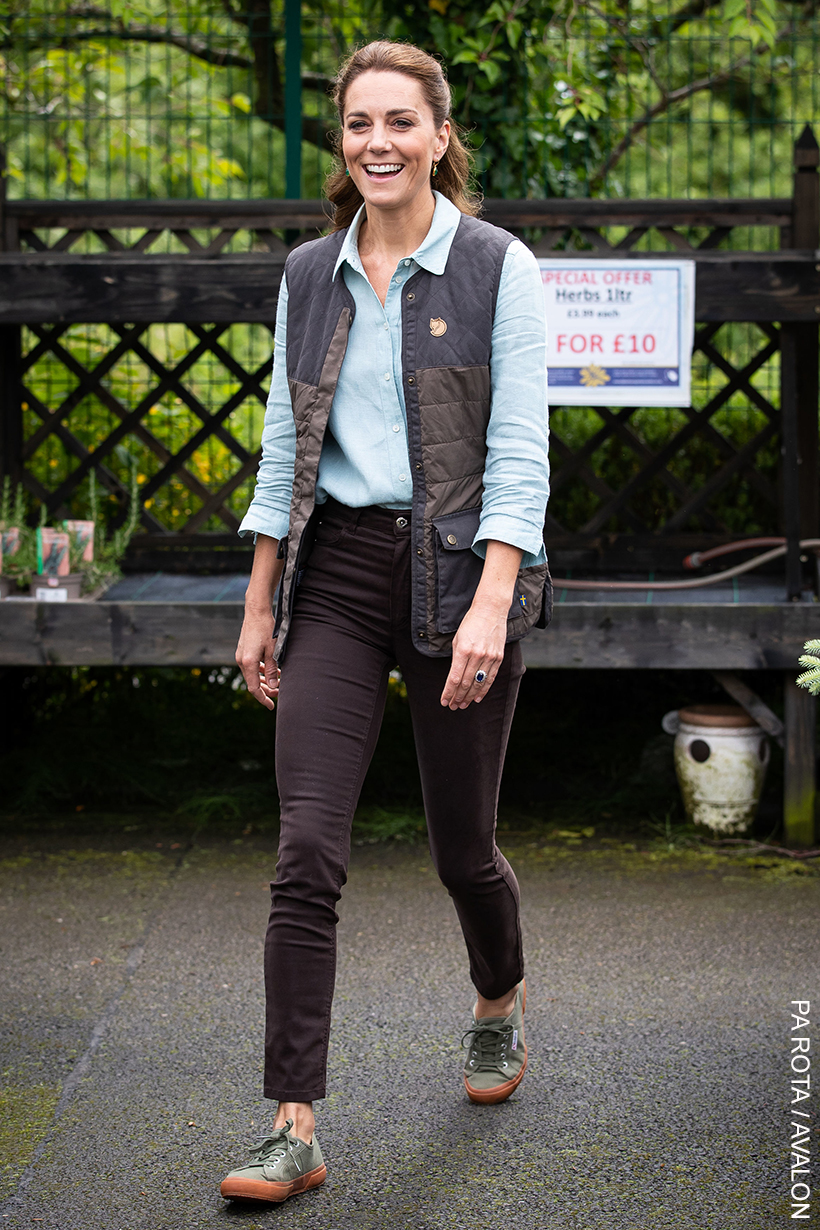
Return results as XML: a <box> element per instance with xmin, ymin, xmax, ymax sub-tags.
<box><xmin>3</xmin><ymin>26</ymin><xmax>253</xmax><ymax>68</ymax></box>
<box><xmin>588</xmin><ymin>28</ymin><xmax>794</xmax><ymax>189</ymax></box>
<box><xmin>2</xmin><ymin>26</ymin><xmax>333</xmax><ymax>92</ymax></box>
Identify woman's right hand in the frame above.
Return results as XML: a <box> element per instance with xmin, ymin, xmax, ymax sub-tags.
<box><xmin>236</xmin><ymin>608</ymin><xmax>279</xmax><ymax>710</ymax></box>
<box><xmin>235</xmin><ymin>533</ymin><xmax>284</xmax><ymax>710</ymax></box>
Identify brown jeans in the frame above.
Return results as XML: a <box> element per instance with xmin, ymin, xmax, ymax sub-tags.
<box><xmin>265</xmin><ymin>498</ymin><xmax>526</xmax><ymax>1101</ymax></box>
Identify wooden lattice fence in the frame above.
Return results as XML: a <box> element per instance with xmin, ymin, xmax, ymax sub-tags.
<box><xmin>0</xmin><ymin>130</ymin><xmax>817</xmax><ymax>590</ymax></box>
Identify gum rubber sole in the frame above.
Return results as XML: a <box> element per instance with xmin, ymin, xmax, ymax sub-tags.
<box><xmin>464</xmin><ymin>978</ymin><xmax>528</xmax><ymax>1105</ymax></box>
<box><xmin>464</xmin><ymin>1050</ymin><xmax>528</xmax><ymax>1104</ymax></box>
<box><xmin>220</xmin><ymin>1163</ymin><xmax>327</xmax><ymax>1203</ymax></box>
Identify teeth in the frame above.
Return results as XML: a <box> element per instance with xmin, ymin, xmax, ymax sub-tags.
<box><xmin>365</xmin><ymin>164</ymin><xmax>402</xmax><ymax>173</ymax></box>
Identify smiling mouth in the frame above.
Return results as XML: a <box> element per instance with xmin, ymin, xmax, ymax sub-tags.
<box><xmin>363</xmin><ymin>163</ymin><xmax>404</xmax><ymax>180</ymax></box>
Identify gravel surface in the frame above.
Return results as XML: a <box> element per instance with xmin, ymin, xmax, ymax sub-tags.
<box><xmin>0</xmin><ymin>834</ymin><xmax>817</xmax><ymax>1229</ymax></box>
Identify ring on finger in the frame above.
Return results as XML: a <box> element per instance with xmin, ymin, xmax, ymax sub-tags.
<box><xmin>474</xmin><ymin>669</ymin><xmax>488</xmax><ymax>685</ymax></box>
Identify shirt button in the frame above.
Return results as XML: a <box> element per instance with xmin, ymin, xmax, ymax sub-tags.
<box><xmin>392</xmin><ymin>424</ymin><xmax>400</xmax><ymax>433</ymax></box>
<box><xmin>404</xmin><ymin>259</ymin><xmax>411</xmax><ymax>266</ymax></box>
<box><xmin>399</xmin><ymin>474</ymin><xmax>407</xmax><ymax>482</ymax></box>
<box><xmin>383</xmin><ymin>322</ymin><xmax>389</xmax><ymax>330</ymax></box>
<box><xmin>384</xmin><ymin>373</ymin><xmax>390</xmax><ymax>381</ymax></box>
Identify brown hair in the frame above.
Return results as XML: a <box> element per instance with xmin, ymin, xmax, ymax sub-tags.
<box><xmin>325</xmin><ymin>40</ymin><xmax>480</xmax><ymax>231</ymax></box>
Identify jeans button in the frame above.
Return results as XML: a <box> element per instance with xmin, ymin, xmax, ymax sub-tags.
<box><xmin>395</xmin><ymin>516</ymin><xmax>408</xmax><ymax>529</ymax></box>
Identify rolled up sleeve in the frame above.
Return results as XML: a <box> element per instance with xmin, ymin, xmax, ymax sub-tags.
<box><xmin>473</xmin><ymin>240</ymin><xmax>549</xmax><ymax>569</ymax></box>
<box><xmin>237</xmin><ymin>272</ymin><xmax>296</xmax><ymax>544</ymax></box>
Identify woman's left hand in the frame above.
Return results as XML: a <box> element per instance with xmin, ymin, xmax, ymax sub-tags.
<box><xmin>439</xmin><ymin>539</ymin><xmax>524</xmax><ymax>710</ymax></box>
<box><xmin>440</xmin><ymin>600</ymin><xmax>508</xmax><ymax>710</ymax></box>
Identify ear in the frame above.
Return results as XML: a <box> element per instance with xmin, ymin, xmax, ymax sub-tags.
<box><xmin>435</xmin><ymin>118</ymin><xmax>451</xmax><ymax>161</ymax></box>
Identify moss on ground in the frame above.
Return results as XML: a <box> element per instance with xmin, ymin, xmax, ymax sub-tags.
<box><xmin>0</xmin><ymin>1081</ymin><xmax>60</xmax><ymax>1199</ymax></box>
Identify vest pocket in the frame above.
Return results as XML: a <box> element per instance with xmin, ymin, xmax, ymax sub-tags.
<box><xmin>432</xmin><ymin>506</ymin><xmax>484</xmax><ymax>634</ymax></box>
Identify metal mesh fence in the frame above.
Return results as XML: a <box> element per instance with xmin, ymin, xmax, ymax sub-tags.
<box><xmin>1</xmin><ymin>3</ymin><xmax>815</xmax><ymax>544</ymax></box>
<box><xmin>1</xmin><ymin>1</ymin><xmax>818</xmax><ymax>202</ymax></box>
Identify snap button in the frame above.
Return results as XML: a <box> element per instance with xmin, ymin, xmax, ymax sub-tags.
<box><xmin>416</xmin><ymin>548</ymin><xmax>424</xmax><ymax>557</ymax></box>
<box><xmin>407</xmin><ymin>292</ymin><xmax>415</xmax><ymax>301</ymax></box>
<box><xmin>395</xmin><ymin>516</ymin><xmax>408</xmax><ymax>529</ymax></box>
<box><xmin>407</xmin><ymin>376</ymin><xmax>415</xmax><ymax>384</ymax></box>
<box><xmin>417</xmin><ymin>630</ymin><xmax>426</xmax><ymax>638</ymax></box>
<box><xmin>415</xmin><ymin>462</ymin><xmax>422</xmax><ymax>470</ymax></box>
<box><xmin>446</xmin><ymin>533</ymin><xmax>457</xmax><ymax>545</ymax></box>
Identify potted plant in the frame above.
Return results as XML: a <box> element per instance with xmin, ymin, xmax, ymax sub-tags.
<box><xmin>67</xmin><ymin>464</ymin><xmax>141</xmax><ymax>597</ymax></box>
<box><xmin>0</xmin><ymin>478</ymin><xmax>36</xmax><ymax>598</ymax></box>
<box><xmin>0</xmin><ymin>464</ymin><xmax>142</xmax><ymax>600</ymax></box>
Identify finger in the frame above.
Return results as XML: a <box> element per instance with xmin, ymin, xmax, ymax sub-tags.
<box><xmin>257</xmin><ymin>659</ymin><xmax>279</xmax><ymax>708</ymax></box>
<box><xmin>242</xmin><ymin>656</ymin><xmax>275</xmax><ymax>710</ymax></box>
<box><xmin>264</xmin><ymin>644</ymin><xmax>278</xmax><ymax>689</ymax></box>
<box><xmin>448</xmin><ymin>661</ymin><xmax>483</xmax><ymax>709</ymax></box>
<box><xmin>440</xmin><ymin>645</ymin><xmax>471</xmax><ymax>706</ymax></box>
<box><xmin>453</xmin><ymin>659</ymin><xmax>501</xmax><ymax>708</ymax></box>
<box><xmin>467</xmin><ymin>665</ymin><xmax>499</xmax><ymax>705</ymax></box>
<box><xmin>261</xmin><ymin>663</ymin><xmax>281</xmax><ymax>699</ymax></box>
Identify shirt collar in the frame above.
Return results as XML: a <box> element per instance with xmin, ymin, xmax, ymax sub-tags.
<box><xmin>332</xmin><ymin>190</ymin><xmax>462</xmax><ymax>281</ymax></box>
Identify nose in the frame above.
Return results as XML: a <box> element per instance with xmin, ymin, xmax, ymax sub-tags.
<box><xmin>367</xmin><ymin>123</ymin><xmax>392</xmax><ymax>153</ymax></box>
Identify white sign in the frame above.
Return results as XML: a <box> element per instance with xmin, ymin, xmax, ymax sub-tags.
<box><xmin>538</xmin><ymin>259</ymin><xmax>695</xmax><ymax>406</ymax></box>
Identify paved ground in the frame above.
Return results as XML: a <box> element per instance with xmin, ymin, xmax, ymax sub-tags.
<box><xmin>0</xmin><ymin>828</ymin><xmax>817</xmax><ymax>1230</ymax></box>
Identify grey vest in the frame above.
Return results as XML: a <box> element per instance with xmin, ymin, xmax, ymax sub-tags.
<box><xmin>273</xmin><ymin>212</ymin><xmax>552</xmax><ymax>662</ymax></box>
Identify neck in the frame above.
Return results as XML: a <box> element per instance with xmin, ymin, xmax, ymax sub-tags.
<box><xmin>357</xmin><ymin>188</ymin><xmax>437</xmax><ymax>262</ymax></box>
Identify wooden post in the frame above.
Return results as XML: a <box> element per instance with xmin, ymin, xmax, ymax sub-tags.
<box><xmin>0</xmin><ymin>145</ymin><xmax>23</xmax><ymax>490</ymax></box>
<box><xmin>284</xmin><ymin>0</ymin><xmax>302</xmax><ymax>200</ymax></box>
<box><xmin>784</xmin><ymin>676</ymin><xmax>817</xmax><ymax>847</ymax></box>
<box><xmin>780</xmin><ymin>127</ymin><xmax>819</xmax><ymax>845</ymax></box>
<box><xmin>780</xmin><ymin>125</ymin><xmax>820</xmax><ymax>601</ymax></box>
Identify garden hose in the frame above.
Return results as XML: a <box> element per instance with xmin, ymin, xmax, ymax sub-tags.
<box><xmin>551</xmin><ymin>539</ymin><xmax>820</xmax><ymax>591</ymax></box>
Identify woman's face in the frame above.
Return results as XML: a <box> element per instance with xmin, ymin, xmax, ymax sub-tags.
<box><xmin>341</xmin><ymin>70</ymin><xmax>450</xmax><ymax>215</ymax></box>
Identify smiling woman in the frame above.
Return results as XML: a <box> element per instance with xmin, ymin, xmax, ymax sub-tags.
<box><xmin>325</xmin><ymin>41</ymin><xmax>479</xmax><ymax>231</ymax></box>
<box><xmin>223</xmin><ymin>37</ymin><xmax>551</xmax><ymax>1208</ymax></box>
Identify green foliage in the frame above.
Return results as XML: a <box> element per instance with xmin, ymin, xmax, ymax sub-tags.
<box><xmin>21</xmin><ymin>321</ymin><xmax>272</xmax><ymax>537</ymax></box>
<box><xmin>797</xmin><ymin>639</ymin><xmax>820</xmax><ymax>697</ymax></box>
<box><xmin>0</xmin><ymin>464</ymin><xmax>141</xmax><ymax>591</ymax></box>
<box><xmin>0</xmin><ymin>476</ymin><xmax>37</xmax><ymax>581</ymax></box>
<box><xmin>0</xmin><ymin>665</ymin><xmax>785</xmax><ymax>846</ymax></box>
<box><xmin>1</xmin><ymin>0</ymin><xmax>818</xmax><ymax>200</ymax></box>
<box><xmin>76</xmin><ymin>462</ymin><xmax>142</xmax><ymax>593</ymax></box>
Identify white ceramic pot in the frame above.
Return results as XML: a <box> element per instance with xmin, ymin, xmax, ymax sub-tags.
<box><xmin>662</xmin><ymin>704</ymin><xmax>770</xmax><ymax>834</ymax></box>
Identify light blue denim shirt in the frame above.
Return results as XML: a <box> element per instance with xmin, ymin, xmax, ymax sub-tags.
<box><xmin>238</xmin><ymin>191</ymin><xmax>549</xmax><ymax>566</ymax></box>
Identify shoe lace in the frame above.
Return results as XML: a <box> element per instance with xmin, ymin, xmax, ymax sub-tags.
<box><xmin>239</xmin><ymin>1119</ymin><xmax>297</xmax><ymax>1170</ymax></box>
<box><xmin>461</xmin><ymin>1022</ymin><xmax>513</xmax><ymax>1072</ymax></box>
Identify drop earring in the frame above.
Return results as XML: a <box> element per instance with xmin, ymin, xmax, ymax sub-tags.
<box><xmin>432</xmin><ymin>161</ymin><xmax>438</xmax><ymax>178</ymax></box>
<box><xmin>345</xmin><ymin>167</ymin><xmax>350</xmax><ymax>176</ymax></box>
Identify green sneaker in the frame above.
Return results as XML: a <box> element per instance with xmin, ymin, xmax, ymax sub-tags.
<box><xmin>220</xmin><ymin>1119</ymin><xmax>326</xmax><ymax>1203</ymax></box>
<box><xmin>462</xmin><ymin>979</ymin><xmax>527</xmax><ymax>1105</ymax></box>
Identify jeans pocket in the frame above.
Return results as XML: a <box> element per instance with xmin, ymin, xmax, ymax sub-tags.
<box><xmin>314</xmin><ymin>515</ymin><xmax>349</xmax><ymax>547</ymax></box>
